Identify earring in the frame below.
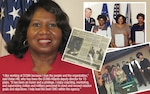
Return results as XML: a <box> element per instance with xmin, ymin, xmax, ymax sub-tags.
<box><xmin>23</xmin><ymin>39</ymin><xmax>28</xmax><ymax>47</ymax></box>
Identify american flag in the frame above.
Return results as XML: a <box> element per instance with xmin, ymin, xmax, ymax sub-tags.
<box><xmin>112</xmin><ymin>3</ymin><xmax>120</xmax><ymax>24</ymax></box>
<box><xmin>0</xmin><ymin>0</ymin><xmax>38</xmax><ymax>56</ymax></box>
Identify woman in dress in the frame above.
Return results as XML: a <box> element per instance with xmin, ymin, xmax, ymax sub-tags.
<box><xmin>111</xmin><ymin>14</ymin><xmax>131</xmax><ymax>48</ymax></box>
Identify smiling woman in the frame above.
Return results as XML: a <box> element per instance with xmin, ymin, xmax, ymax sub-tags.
<box><xmin>6</xmin><ymin>0</ymin><xmax>70</xmax><ymax>58</ymax></box>
<box><xmin>111</xmin><ymin>14</ymin><xmax>130</xmax><ymax>48</ymax></box>
<box><xmin>0</xmin><ymin>0</ymin><xmax>96</xmax><ymax>93</ymax></box>
<box><xmin>27</xmin><ymin>8</ymin><xmax>62</xmax><ymax>58</ymax></box>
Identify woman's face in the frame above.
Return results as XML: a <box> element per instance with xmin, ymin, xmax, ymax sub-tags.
<box><xmin>27</xmin><ymin>8</ymin><xmax>62</xmax><ymax>54</ymax></box>
<box><xmin>98</xmin><ymin>18</ymin><xmax>105</xmax><ymax>26</ymax></box>
<box><xmin>137</xmin><ymin>16</ymin><xmax>144</xmax><ymax>24</ymax></box>
<box><xmin>117</xmin><ymin>66</ymin><xmax>120</xmax><ymax>70</ymax></box>
<box><xmin>117</xmin><ymin>16</ymin><xmax>124</xmax><ymax>24</ymax></box>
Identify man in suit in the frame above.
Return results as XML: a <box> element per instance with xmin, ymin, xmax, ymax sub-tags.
<box><xmin>129</xmin><ymin>57</ymin><xmax>147</xmax><ymax>87</ymax></box>
<box><xmin>136</xmin><ymin>52</ymin><xmax>150</xmax><ymax>84</ymax></box>
<box><xmin>85</xmin><ymin>8</ymin><xmax>95</xmax><ymax>31</ymax></box>
<box><xmin>122</xmin><ymin>61</ymin><xmax>133</xmax><ymax>82</ymax></box>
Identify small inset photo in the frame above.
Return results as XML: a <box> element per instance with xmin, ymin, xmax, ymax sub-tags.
<box><xmin>66</xmin><ymin>36</ymin><xmax>83</xmax><ymax>56</ymax></box>
<box><xmin>62</xmin><ymin>28</ymin><xmax>111</xmax><ymax>71</ymax></box>
<box><xmin>84</xmin><ymin>2</ymin><xmax>146</xmax><ymax>48</ymax></box>
<box><xmin>94</xmin><ymin>43</ymin><xmax>150</xmax><ymax>94</ymax></box>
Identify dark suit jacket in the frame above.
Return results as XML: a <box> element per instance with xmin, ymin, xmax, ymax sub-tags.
<box><xmin>85</xmin><ymin>18</ymin><xmax>95</xmax><ymax>31</ymax></box>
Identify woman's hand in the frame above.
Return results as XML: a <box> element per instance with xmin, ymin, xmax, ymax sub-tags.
<box><xmin>124</xmin><ymin>32</ymin><xmax>128</xmax><ymax>36</ymax></box>
<box><xmin>110</xmin><ymin>43</ymin><xmax>117</xmax><ymax>48</ymax></box>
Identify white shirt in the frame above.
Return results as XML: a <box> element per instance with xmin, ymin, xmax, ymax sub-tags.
<box><xmin>96</xmin><ymin>27</ymin><xmax>112</xmax><ymax>37</ymax></box>
<box><xmin>129</xmin><ymin>59</ymin><xmax>141</xmax><ymax>73</ymax></box>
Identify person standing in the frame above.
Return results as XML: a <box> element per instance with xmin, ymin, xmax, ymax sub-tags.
<box><xmin>111</xmin><ymin>14</ymin><xmax>130</xmax><ymax>48</ymax></box>
<box><xmin>88</xmin><ymin>47</ymin><xmax>95</xmax><ymax>64</ymax></box>
<box><xmin>129</xmin><ymin>57</ymin><xmax>147</xmax><ymax>87</ymax></box>
<box><xmin>115</xmin><ymin>63</ymin><xmax>127</xmax><ymax>85</ymax></box>
<box><xmin>85</xmin><ymin>8</ymin><xmax>96</xmax><ymax>31</ymax></box>
<box><xmin>102</xmin><ymin>66</ymin><xmax>115</xmax><ymax>94</ymax></box>
<box><xmin>136</xmin><ymin>52</ymin><xmax>150</xmax><ymax>84</ymax></box>
<box><xmin>130</xmin><ymin>13</ymin><xmax>145</xmax><ymax>45</ymax></box>
<box><xmin>110</xmin><ymin>65</ymin><xmax>117</xmax><ymax>91</ymax></box>
<box><xmin>94</xmin><ymin>71</ymin><xmax>107</xmax><ymax>94</ymax></box>
<box><xmin>92</xmin><ymin>14</ymin><xmax>111</xmax><ymax>37</ymax></box>
<box><xmin>122</xmin><ymin>61</ymin><xmax>133</xmax><ymax>82</ymax></box>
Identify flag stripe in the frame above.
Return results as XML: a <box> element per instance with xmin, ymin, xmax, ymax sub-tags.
<box><xmin>112</xmin><ymin>3</ymin><xmax>120</xmax><ymax>24</ymax></box>
<box><xmin>113</xmin><ymin>3</ymin><xmax>120</xmax><ymax>20</ymax></box>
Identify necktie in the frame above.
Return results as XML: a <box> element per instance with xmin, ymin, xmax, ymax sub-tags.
<box><xmin>87</xmin><ymin>18</ymin><xmax>90</xmax><ymax>23</ymax></box>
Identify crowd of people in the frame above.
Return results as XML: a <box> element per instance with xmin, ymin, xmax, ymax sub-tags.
<box><xmin>85</xmin><ymin>8</ymin><xmax>145</xmax><ymax>48</ymax></box>
<box><xmin>95</xmin><ymin>52</ymin><xmax>150</xmax><ymax>94</ymax></box>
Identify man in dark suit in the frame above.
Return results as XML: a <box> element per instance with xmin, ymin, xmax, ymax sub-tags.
<box><xmin>136</xmin><ymin>52</ymin><xmax>150</xmax><ymax>84</ymax></box>
<box><xmin>129</xmin><ymin>57</ymin><xmax>147</xmax><ymax>87</ymax></box>
<box><xmin>122</xmin><ymin>61</ymin><xmax>133</xmax><ymax>82</ymax></box>
<box><xmin>85</xmin><ymin>8</ymin><xmax>95</xmax><ymax>31</ymax></box>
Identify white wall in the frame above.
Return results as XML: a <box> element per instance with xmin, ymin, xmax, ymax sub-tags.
<box><xmin>54</xmin><ymin>0</ymin><xmax>149</xmax><ymax>41</ymax></box>
<box><xmin>54</xmin><ymin>0</ymin><xmax>100</xmax><ymax>28</ymax></box>
<box><xmin>84</xmin><ymin>2</ymin><xmax>146</xmax><ymax>25</ymax></box>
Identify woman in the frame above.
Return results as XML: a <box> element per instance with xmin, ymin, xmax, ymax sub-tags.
<box><xmin>102</xmin><ymin>66</ymin><xmax>115</xmax><ymax>94</ymax></box>
<box><xmin>115</xmin><ymin>64</ymin><xmax>127</xmax><ymax>85</ymax></box>
<box><xmin>110</xmin><ymin>65</ymin><xmax>118</xmax><ymax>91</ymax></box>
<box><xmin>94</xmin><ymin>71</ymin><xmax>107</xmax><ymax>94</ymax></box>
<box><xmin>111</xmin><ymin>14</ymin><xmax>131</xmax><ymax>48</ymax></box>
<box><xmin>92</xmin><ymin>14</ymin><xmax>111</xmax><ymax>37</ymax></box>
<box><xmin>0</xmin><ymin>0</ymin><xmax>96</xmax><ymax>93</ymax></box>
<box><xmin>131</xmin><ymin>13</ymin><xmax>145</xmax><ymax>45</ymax></box>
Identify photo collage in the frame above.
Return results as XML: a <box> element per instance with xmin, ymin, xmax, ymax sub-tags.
<box><xmin>0</xmin><ymin>0</ymin><xmax>149</xmax><ymax>94</ymax></box>
<box><xmin>83</xmin><ymin>2</ymin><xmax>150</xmax><ymax>94</ymax></box>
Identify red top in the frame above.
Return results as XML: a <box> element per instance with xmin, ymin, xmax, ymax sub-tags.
<box><xmin>0</xmin><ymin>50</ymin><xmax>97</xmax><ymax>94</ymax></box>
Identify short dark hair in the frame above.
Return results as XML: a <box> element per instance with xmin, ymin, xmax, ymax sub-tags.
<box><xmin>97</xmin><ymin>14</ymin><xmax>107</xmax><ymax>23</ymax></box>
<box><xmin>136</xmin><ymin>52</ymin><xmax>143</xmax><ymax>58</ymax></box>
<box><xmin>136</xmin><ymin>13</ymin><xmax>145</xmax><ymax>20</ymax></box>
<box><xmin>6</xmin><ymin>0</ymin><xmax>71</xmax><ymax>58</ymax></box>
<box><xmin>116</xmin><ymin>14</ymin><xmax>126</xmax><ymax>24</ymax></box>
